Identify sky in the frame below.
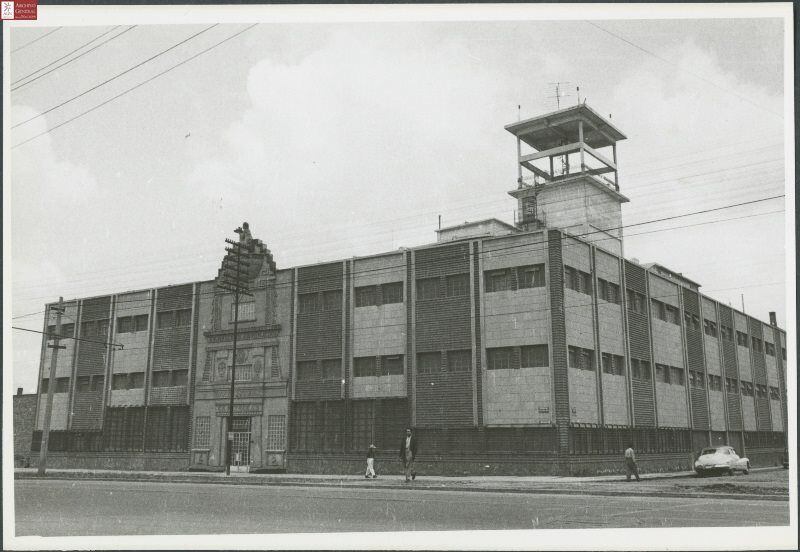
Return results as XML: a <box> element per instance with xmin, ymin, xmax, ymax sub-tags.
<box><xmin>5</xmin><ymin>6</ymin><xmax>792</xmax><ymax>396</ymax></box>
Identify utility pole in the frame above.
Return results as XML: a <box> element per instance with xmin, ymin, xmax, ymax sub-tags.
<box><xmin>38</xmin><ymin>297</ymin><xmax>65</xmax><ymax>476</ymax></box>
<box><xmin>219</xmin><ymin>227</ymin><xmax>253</xmax><ymax>475</ymax></box>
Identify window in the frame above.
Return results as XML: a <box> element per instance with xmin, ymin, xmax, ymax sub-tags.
<box><xmin>172</xmin><ymin>369</ymin><xmax>188</xmax><ymax>386</ymax></box>
<box><xmin>231</xmin><ymin>302</ymin><xmax>255</xmax><ymax>321</ymax></box>
<box><xmin>417</xmin><ymin>352</ymin><xmax>441</xmax><ymax>374</ymax></box>
<box><xmin>323</xmin><ymin>290</ymin><xmax>342</xmax><ymax>311</ymax></box>
<box><xmin>97</xmin><ymin>319</ymin><xmax>110</xmax><ymax>337</ymax></box>
<box><xmin>128</xmin><ymin>372</ymin><xmax>144</xmax><ymax>389</ymax></box>
<box><xmin>484</xmin><ymin>270</ymin><xmax>510</xmax><ymax>293</ymax></box>
<box><xmin>521</xmin><ymin>344</ymin><xmax>549</xmax><ymax>368</ymax></box>
<box><xmin>755</xmin><ymin>384</ymin><xmax>767</xmax><ymax>398</ymax></box>
<box><xmin>112</xmin><ymin>374</ymin><xmax>128</xmax><ymax>390</ymax></box>
<box><xmin>447</xmin><ymin>349</ymin><xmax>471</xmax><ymax>372</ymax></box>
<box><xmin>446</xmin><ymin>273</ymin><xmax>469</xmax><ymax>297</ymax></box>
<box><xmin>725</xmin><ymin>378</ymin><xmax>738</xmax><ymax>394</ymax></box>
<box><xmin>671</xmin><ymin>366</ymin><xmax>685</xmax><ymax>386</ymax></box>
<box><xmin>656</xmin><ymin>364</ymin><xmax>670</xmax><ymax>383</ymax></box>
<box><xmin>194</xmin><ymin>416</ymin><xmax>211</xmax><ymax>448</ymax></box>
<box><xmin>565</xmin><ymin>266</ymin><xmax>592</xmax><ymax>295</ymax></box>
<box><xmin>266</xmin><ymin>415</ymin><xmax>286</xmax><ymax>450</ymax></box>
<box><xmin>40</xmin><ymin>379</ymin><xmax>49</xmax><ymax>394</ymax></box>
<box><xmin>297</xmin><ymin>361</ymin><xmax>316</xmax><ymax>381</ymax></box>
<box><xmin>298</xmin><ymin>293</ymin><xmax>320</xmax><ymax>314</ymax></box>
<box><xmin>720</xmin><ymin>325</ymin><xmax>734</xmax><ymax>341</ymax></box>
<box><xmin>355</xmin><ymin>286</ymin><xmax>377</xmax><ymax>307</ymax></box>
<box><xmin>117</xmin><ymin>316</ymin><xmax>133</xmax><ymax>333</ymax></box>
<box><xmin>683</xmin><ymin>313</ymin><xmax>699</xmax><ymax>331</ymax></box>
<box><xmin>517</xmin><ymin>264</ymin><xmax>545</xmax><ymax>289</ymax></box>
<box><xmin>769</xmin><ymin>386</ymin><xmax>780</xmax><ymax>400</ymax></box>
<box><xmin>627</xmin><ymin>289</ymin><xmax>646</xmax><ymax>314</ymax></box>
<box><xmin>134</xmin><ymin>314</ymin><xmax>148</xmax><ymax>332</ymax></box>
<box><xmin>689</xmin><ymin>371</ymin><xmax>706</xmax><ymax>390</ymax></box>
<box><xmin>703</xmin><ymin>319</ymin><xmax>718</xmax><ymax>338</ymax></box>
<box><xmin>354</xmin><ymin>357</ymin><xmax>377</xmax><ymax>378</ymax></box>
<box><xmin>601</xmin><ymin>352</ymin><xmax>624</xmax><ymax>375</ymax></box>
<box><xmin>81</xmin><ymin>321</ymin><xmax>96</xmax><ymax>337</ymax></box>
<box><xmin>234</xmin><ymin>363</ymin><xmax>252</xmax><ymax>381</ymax></box>
<box><xmin>781</xmin><ymin>347</ymin><xmax>786</xmax><ymax>361</ymax></box>
<box><xmin>175</xmin><ymin>309</ymin><xmax>192</xmax><ymax>327</ymax></box>
<box><xmin>568</xmin><ymin>346</ymin><xmax>594</xmax><ymax>371</ymax></box>
<box><xmin>736</xmin><ymin>331</ymin><xmax>749</xmax><ymax>347</ymax></box>
<box><xmin>751</xmin><ymin>337</ymin><xmax>763</xmax><ymax>353</ymax></box>
<box><xmin>381</xmin><ymin>282</ymin><xmax>403</xmax><ymax>304</ymax></box>
<box><xmin>417</xmin><ymin>278</ymin><xmax>439</xmax><ymax>301</ymax></box>
<box><xmin>598</xmin><ymin>279</ymin><xmax>620</xmax><ymax>304</ymax></box>
<box><xmin>152</xmin><ymin>370</ymin><xmax>171</xmax><ymax>388</ymax></box>
<box><xmin>77</xmin><ymin>376</ymin><xmax>91</xmax><ymax>392</ymax></box>
<box><xmin>55</xmin><ymin>377</ymin><xmax>70</xmax><ymax>393</ymax></box>
<box><xmin>322</xmin><ymin>359</ymin><xmax>341</xmax><ymax>381</ymax></box>
<box><xmin>740</xmin><ymin>381</ymin><xmax>754</xmax><ymax>396</ymax></box>
<box><xmin>707</xmin><ymin>374</ymin><xmax>722</xmax><ymax>391</ymax></box>
<box><xmin>381</xmin><ymin>355</ymin><xmax>404</xmax><ymax>376</ymax></box>
<box><xmin>157</xmin><ymin>311</ymin><xmax>174</xmax><ymax>328</ymax></box>
<box><xmin>487</xmin><ymin>348</ymin><xmax>513</xmax><ymax>370</ymax></box>
<box><xmin>765</xmin><ymin>342</ymin><xmax>775</xmax><ymax>356</ymax></box>
<box><xmin>631</xmin><ymin>358</ymin><xmax>651</xmax><ymax>381</ymax></box>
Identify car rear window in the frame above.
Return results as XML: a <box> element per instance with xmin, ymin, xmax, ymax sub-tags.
<box><xmin>700</xmin><ymin>448</ymin><xmax>717</xmax><ymax>455</ymax></box>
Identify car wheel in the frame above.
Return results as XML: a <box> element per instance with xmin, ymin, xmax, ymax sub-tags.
<box><xmin>743</xmin><ymin>462</ymin><xmax>750</xmax><ymax>475</ymax></box>
<box><xmin>695</xmin><ymin>470</ymin><xmax>704</xmax><ymax>478</ymax></box>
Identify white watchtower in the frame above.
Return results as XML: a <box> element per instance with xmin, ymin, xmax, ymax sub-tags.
<box><xmin>505</xmin><ymin>104</ymin><xmax>629</xmax><ymax>255</ymax></box>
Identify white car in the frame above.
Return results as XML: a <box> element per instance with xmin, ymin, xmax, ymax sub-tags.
<box><xmin>694</xmin><ymin>446</ymin><xmax>750</xmax><ymax>477</ymax></box>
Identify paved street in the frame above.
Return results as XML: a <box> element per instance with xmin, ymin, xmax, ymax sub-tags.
<box><xmin>15</xmin><ymin>478</ymin><xmax>788</xmax><ymax>536</ymax></box>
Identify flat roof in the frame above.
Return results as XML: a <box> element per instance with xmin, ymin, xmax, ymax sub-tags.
<box><xmin>436</xmin><ymin>218</ymin><xmax>519</xmax><ymax>234</ymax></box>
<box><xmin>505</xmin><ymin>104</ymin><xmax>627</xmax><ymax>151</ymax></box>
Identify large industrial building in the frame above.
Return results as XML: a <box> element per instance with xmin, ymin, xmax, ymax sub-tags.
<box><xmin>29</xmin><ymin>105</ymin><xmax>788</xmax><ymax>475</ymax></box>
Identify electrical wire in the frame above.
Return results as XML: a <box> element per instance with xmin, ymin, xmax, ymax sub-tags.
<box><xmin>12</xmin><ymin>24</ymin><xmax>220</xmax><ymax>129</ymax></box>
<box><xmin>11</xmin><ymin>27</ymin><xmax>61</xmax><ymax>53</ymax></box>
<box><xmin>12</xmin><ymin>24</ymin><xmax>258</xmax><ymax>149</ymax></box>
<box><xmin>11</xmin><ymin>26</ymin><xmax>137</xmax><ymax>92</ymax></box>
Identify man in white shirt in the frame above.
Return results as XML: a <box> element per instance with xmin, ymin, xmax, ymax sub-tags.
<box><xmin>624</xmin><ymin>445</ymin><xmax>640</xmax><ymax>482</ymax></box>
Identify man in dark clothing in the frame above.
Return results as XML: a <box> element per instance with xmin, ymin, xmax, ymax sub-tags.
<box><xmin>399</xmin><ymin>428</ymin><xmax>418</xmax><ymax>482</ymax></box>
<box><xmin>624</xmin><ymin>445</ymin><xmax>640</xmax><ymax>481</ymax></box>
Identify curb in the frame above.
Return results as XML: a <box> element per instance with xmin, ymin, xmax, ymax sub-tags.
<box><xmin>15</xmin><ymin>472</ymin><xmax>788</xmax><ymax>502</ymax></box>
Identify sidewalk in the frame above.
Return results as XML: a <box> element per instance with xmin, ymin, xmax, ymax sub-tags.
<box><xmin>14</xmin><ymin>466</ymin><xmax>786</xmax><ymax>501</ymax></box>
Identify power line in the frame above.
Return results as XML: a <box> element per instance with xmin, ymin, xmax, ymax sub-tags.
<box><xmin>11</xmin><ymin>27</ymin><xmax>61</xmax><ymax>53</ymax></box>
<box><xmin>584</xmin><ymin>21</ymin><xmax>782</xmax><ymax>120</ymax></box>
<box><xmin>11</xmin><ymin>26</ymin><xmax>137</xmax><ymax>92</ymax></box>
<box><xmin>12</xmin><ymin>326</ymin><xmax>123</xmax><ymax>349</ymax></box>
<box><xmin>12</xmin><ymin>24</ymin><xmax>258</xmax><ymax>149</ymax></box>
<box><xmin>11</xmin><ymin>309</ymin><xmax>46</xmax><ymax>320</ymax></box>
<box><xmin>13</xmin><ymin>194</ymin><xmax>785</xmax><ymax>307</ymax></box>
<box><xmin>12</xmin><ymin>24</ymin><xmax>219</xmax><ymax>129</ymax></box>
<box><xmin>11</xmin><ymin>26</ymin><xmax>122</xmax><ymax>86</ymax></box>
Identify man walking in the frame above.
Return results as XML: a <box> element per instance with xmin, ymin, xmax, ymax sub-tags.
<box><xmin>624</xmin><ymin>444</ymin><xmax>640</xmax><ymax>482</ymax></box>
<box><xmin>399</xmin><ymin>428</ymin><xmax>418</xmax><ymax>482</ymax></box>
<box><xmin>365</xmin><ymin>444</ymin><xmax>377</xmax><ymax>479</ymax></box>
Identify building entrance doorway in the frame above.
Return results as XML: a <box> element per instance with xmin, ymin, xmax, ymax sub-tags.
<box><xmin>229</xmin><ymin>417</ymin><xmax>251</xmax><ymax>470</ymax></box>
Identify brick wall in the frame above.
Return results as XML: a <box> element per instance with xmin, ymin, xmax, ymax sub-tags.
<box><xmin>484</xmin><ymin>367</ymin><xmax>551</xmax><ymax>425</ymax></box>
<box><xmin>14</xmin><ymin>394</ymin><xmax>37</xmax><ymax>465</ymax></box>
<box><xmin>625</xmin><ymin>261</ymin><xmax>654</xmax><ymax>426</ymax></box>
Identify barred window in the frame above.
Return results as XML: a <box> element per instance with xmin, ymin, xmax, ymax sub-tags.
<box><xmin>598</xmin><ymin>279</ymin><xmax>621</xmax><ymax>304</ymax></box>
<box><xmin>323</xmin><ymin>290</ymin><xmax>342</xmax><ymax>311</ymax></box>
<box><xmin>683</xmin><ymin>313</ymin><xmax>700</xmax><ymax>331</ymax></box>
<box><xmin>487</xmin><ymin>347</ymin><xmax>513</xmax><ymax>370</ymax></box>
<box><xmin>322</xmin><ymin>359</ymin><xmax>341</xmax><ymax>381</ymax></box>
<box><xmin>354</xmin><ymin>357</ymin><xmax>377</xmax><ymax>378</ymax></box>
<box><xmin>703</xmin><ymin>319</ymin><xmax>718</xmax><ymax>338</ymax></box>
<box><xmin>417</xmin><ymin>352</ymin><xmax>441</xmax><ymax>374</ymax></box>
<box><xmin>720</xmin><ymin>325</ymin><xmax>734</xmax><ymax>341</ymax></box>
<box><xmin>751</xmin><ymin>337</ymin><xmax>763</xmax><ymax>353</ymax></box>
<box><xmin>517</xmin><ymin>264</ymin><xmax>545</xmax><ymax>289</ymax></box>
<box><xmin>631</xmin><ymin>358</ymin><xmax>651</xmax><ymax>381</ymax></box>
<box><xmin>128</xmin><ymin>372</ymin><xmax>144</xmax><ymax>389</ymax></box>
<box><xmin>112</xmin><ymin>374</ymin><xmax>128</xmax><ymax>390</ymax></box>
<box><xmin>355</xmin><ymin>286</ymin><xmax>377</xmax><ymax>307</ymax></box>
<box><xmin>765</xmin><ymin>342</ymin><xmax>775</xmax><ymax>356</ymax></box>
<box><xmin>671</xmin><ymin>366</ymin><xmax>685</xmax><ymax>386</ymax></box>
<box><xmin>568</xmin><ymin>346</ymin><xmax>594</xmax><ymax>371</ymax></box>
<box><xmin>298</xmin><ymin>293</ymin><xmax>320</xmax><ymax>314</ymax></box>
<box><xmin>381</xmin><ymin>282</ymin><xmax>403</xmax><ymax>304</ymax></box>
<box><xmin>520</xmin><ymin>344</ymin><xmax>548</xmax><ymax>368</ymax></box>
<box><xmin>769</xmin><ymin>386</ymin><xmax>780</xmax><ymax>400</ymax></box>
<box><xmin>152</xmin><ymin>370</ymin><xmax>171</xmax><ymax>388</ymax></box>
<box><xmin>77</xmin><ymin>376</ymin><xmax>91</xmax><ymax>392</ymax></box>
<box><xmin>194</xmin><ymin>416</ymin><xmax>211</xmax><ymax>448</ymax></box>
<box><xmin>484</xmin><ymin>270</ymin><xmax>509</xmax><ymax>292</ymax></box>
<box><xmin>381</xmin><ymin>355</ymin><xmax>404</xmax><ymax>376</ymax></box>
<box><xmin>656</xmin><ymin>364</ymin><xmax>670</xmax><ymax>383</ymax></box>
<box><xmin>416</xmin><ymin>278</ymin><xmax>439</xmax><ymax>301</ymax></box>
<box><xmin>565</xmin><ymin>266</ymin><xmax>592</xmax><ymax>295</ymax></box>
<box><xmin>602</xmin><ymin>353</ymin><xmax>624</xmax><ymax>375</ymax></box>
<box><xmin>725</xmin><ymin>378</ymin><xmax>738</xmax><ymax>393</ymax></box>
<box><xmin>446</xmin><ymin>273</ymin><xmax>469</xmax><ymax>297</ymax></box>
<box><xmin>134</xmin><ymin>314</ymin><xmax>149</xmax><ymax>332</ymax></box>
<box><xmin>447</xmin><ymin>349</ymin><xmax>471</xmax><ymax>372</ymax></box>
<box><xmin>736</xmin><ymin>331</ymin><xmax>749</xmax><ymax>347</ymax></box>
<box><xmin>266</xmin><ymin>415</ymin><xmax>286</xmax><ymax>450</ymax></box>
<box><xmin>231</xmin><ymin>302</ymin><xmax>255</xmax><ymax>322</ymax></box>
<box><xmin>117</xmin><ymin>316</ymin><xmax>133</xmax><ymax>333</ymax></box>
<box><xmin>627</xmin><ymin>290</ymin><xmax>646</xmax><ymax>314</ymax></box>
<box><xmin>157</xmin><ymin>311</ymin><xmax>173</xmax><ymax>328</ymax></box>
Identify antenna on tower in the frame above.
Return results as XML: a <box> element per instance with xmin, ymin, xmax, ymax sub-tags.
<box><xmin>547</xmin><ymin>82</ymin><xmax>571</xmax><ymax>109</ymax></box>
<box><xmin>576</xmin><ymin>86</ymin><xmax>581</xmax><ymax>105</ymax></box>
